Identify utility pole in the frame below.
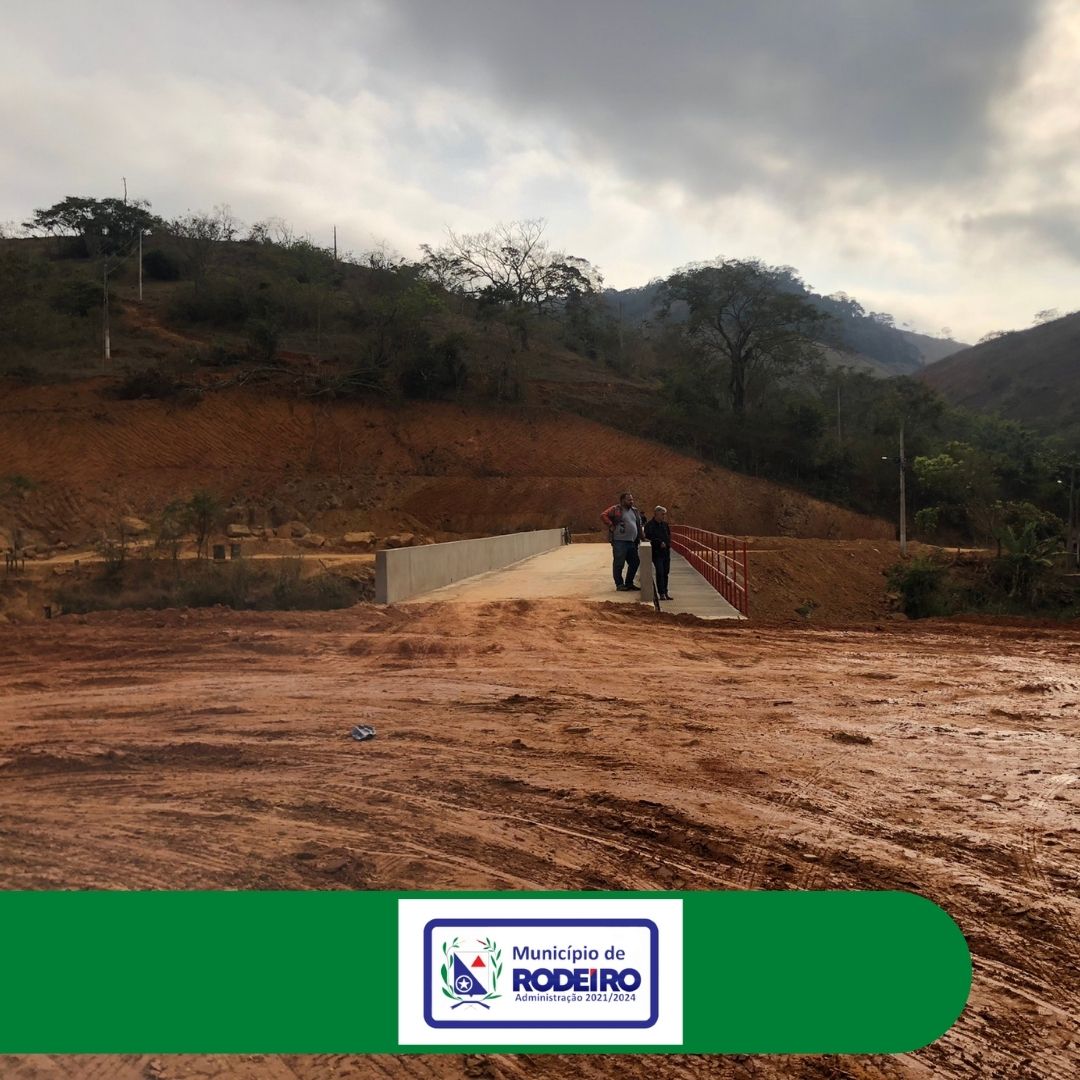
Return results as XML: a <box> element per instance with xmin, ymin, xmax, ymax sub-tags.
<box><xmin>138</xmin><ymin>229</ymin><xmax>144</xmax><ymax>301</ymax></box>
<box><xmin>1070</xmin><ymin>463</ymin><xmax>1078</xmax><ymax>568</ymax></box>
<box><xmin>122</xmin><ymin>176</ymin><xmax>127</xmax><ymax>204</ymax></box>
<box><xmin>333</xmin><ymin>225</ymin><xmax>337</xmax><ymax>262</ymax></box>
<box><xmin>103</xmin><ymin>262</ymin><xmax>111</xmax><ymax>369</ymax></box>
<box><xmin>899</xmin><ymin>420</ymin><xmax>907</xmax><ymax>556</ymax></box>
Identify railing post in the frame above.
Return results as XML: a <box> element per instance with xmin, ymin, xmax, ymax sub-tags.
<box><xmin>742</xmin><ymin>538</ymin><xmax>749</xmax><ymax>617</ymax></box>
<box><xmin>669</xmin><ymin>522</ymin><xmax>749</xmax><ymax>616</ymax></box>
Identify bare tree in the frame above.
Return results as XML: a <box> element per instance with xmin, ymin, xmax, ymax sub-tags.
<box><xmin>420</xmin><ymin>219</ymin><xmax>601</xmax><ymax>347</ymax></box>
<box><xmin>169</xmin><ymin>204</ymin><xmax>242</xmax><ymax>290</ymax></box>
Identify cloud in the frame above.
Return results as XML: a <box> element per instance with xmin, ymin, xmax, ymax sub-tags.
<box><xmin>961</xmin><ymin>204</ymin><xmax>1080</xmax><ymax>264</ymax></box>
<box><xmin>376</xmin><ymin>0</ymin><xmax>1038</xmax><ymax>198</ymax></box>
<box><xmin>3</xmin><ymin>0</ymin><xmax>1079</xmax><ymax>341</ymax></box>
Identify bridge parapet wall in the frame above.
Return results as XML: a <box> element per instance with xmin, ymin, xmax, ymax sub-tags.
<box><xmin>375</xmin><ymin>529</ymin><xmax>567</xmax><ymax>604</ymax></box>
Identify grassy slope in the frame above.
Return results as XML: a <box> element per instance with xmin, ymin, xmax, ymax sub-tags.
<box><xmin>920</xmin><ymin>311</ymin><xmax>1080</xmax><ymax>442</ymax></box>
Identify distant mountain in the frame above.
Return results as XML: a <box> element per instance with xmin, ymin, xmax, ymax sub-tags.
<box><xmin>898</xmin><ymin>328</ymin><xmax>968</xmax><ymax>366</ymax></box>
<box><xmin>920</xmin><ymin>311</ymin><xmax>1080</xmax><ymax>442</ymax></box>
<box><xmin>603</xmin><ymin>279</ymin><xmax>958</xmax><ymax>378</ymax></box>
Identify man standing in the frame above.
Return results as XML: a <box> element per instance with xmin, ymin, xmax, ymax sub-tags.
<box><xmin>601</xmin><ymin>492</ymin><xmax>645</xmax><ymax>591</ymax></box>
<box><xmin>644</xmin><ymin>505</ymin><xmax>673</xmax><ymax>601</ymax></box>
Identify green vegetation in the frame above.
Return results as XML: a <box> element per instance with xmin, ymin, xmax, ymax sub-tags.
<box><xmin>658</xmin><ymin>259</ymin><xmax>828</xmax><ymax>418</ymax></box>
<box><xmin>53</xmin><ymin>556</ymin><xmax>361</xmax><ymax>614</ymax></box>
<box><xmin>887</xmin><ymin>556</ymin><xmax>953</xmax><ymax>618</ymax></box>
<box><xmin>887</xmin><ymin>532</ymin><xmax>1077</xmax><ymax>620</ymax></box>
<box><xmin>22</xmin><ymin>195</ymin><xmax>161</xmax><ymax>257</ymax></box>
<box><xmin>988</xmin><ymin>523</ymin><xmax>1063</xmax><ymax>606</ymax></box>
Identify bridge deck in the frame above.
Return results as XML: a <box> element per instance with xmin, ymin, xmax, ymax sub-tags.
<box><xmin>403</xmin><ymin>543</ymin><xmax>744</xmax><ymax>619</ymax></box>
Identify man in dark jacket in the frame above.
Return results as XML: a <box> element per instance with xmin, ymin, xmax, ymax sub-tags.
<box><xmin>601</xmin><ymin>492</ymin><xmax>645</xmax><ymax>591</ymax></box>
<box><xmin>644</xmin><ymin>505</ymin><xmax>673</xmax><ymax>600</ymax></box>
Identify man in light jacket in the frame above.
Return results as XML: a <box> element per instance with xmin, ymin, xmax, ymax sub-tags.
<box><xmin>601</xmin><ymin>492</ymin><xmax>646</xmax><ymax>591</ymax></box>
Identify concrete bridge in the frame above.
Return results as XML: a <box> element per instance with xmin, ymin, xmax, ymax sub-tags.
<box><xmin>375</xmin><ymin>528</ymin><xmax>746</xmax><ymax>620</ymax></box>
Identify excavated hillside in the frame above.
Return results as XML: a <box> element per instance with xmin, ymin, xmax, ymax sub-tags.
<box><xmin>0</xmin><ymin>380</ymin><xmax>890</xmax><ymax>553</ymax></box>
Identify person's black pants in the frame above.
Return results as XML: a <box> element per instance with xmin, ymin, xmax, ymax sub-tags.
<box><xmin>653</xmin><ymin>547</ymin><xmax>671</xmax><ymax>596</ymax></box>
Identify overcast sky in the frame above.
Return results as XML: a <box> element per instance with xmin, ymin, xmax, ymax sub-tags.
<box><xmin>3</xmin><ymin>0</ymin><xmax>1079</xmax><ymax>342</ymax></box>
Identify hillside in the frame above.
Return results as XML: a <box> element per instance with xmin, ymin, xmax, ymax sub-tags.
<box><xmin>6</xmin><ymin>228</ymin><xmax>1057</xmax><ymax>546</ymax></box>
<box><xmin>920</xmin><ymin>311</ymin><xmax>1080</xmax><ymax>443</ymax></box>
<box><xmin>898</xmin><ymin>328</ymin><xmax>968</xmax><ymax>366</ymax></box>
<box><xmin>0</xmin><ymin>381</ymin><xmax>891</xmax><ymax>558</ymax></box>
<box><xmin>604</xmin><ymin>281</ymin><xmax>958</xmax><ymax>377</ymax></box>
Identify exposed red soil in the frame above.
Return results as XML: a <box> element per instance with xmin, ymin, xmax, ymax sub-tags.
<box><xmin>745</xmin><ymin>537</ymin><xmax>943</xmax><ymax>623</ymax></box>
<box><xmin>0</xmin><ymin>381</ymin><xmax>890</xmax><ymax>549</ymax></box>
<box><xmin>1</xmin><ymin>601</ymin><xmax>1077</xmax><ymax>1079</ymax></box>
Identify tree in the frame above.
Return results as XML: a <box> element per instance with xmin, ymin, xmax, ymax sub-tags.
<box><xmin>992</xmin><ymin>522</ymin><xmax>1062</xmax><ymax>604</ymax></box>
<box><xmin>169</xmin><ymin>205</ymin><xmax>241</xmax><ymax>291</ymax></box>
<box><xmin>420</xmin><ymin>219</ymin><xmax>601</xmax><ymax>348</ymax></box>
<box><xmin>156</xmin><ymin>500</ymin><xmax>188</xmax><ymax>561</ymax></box>
<box><xmin>246</xmin><ymin>216</ymin><xmax>295</xmax><ymax>246</ymax></box>
<box><xmin>183</xmin><ymin>490</ymin><xmax>222</xmax><ymax>559</ymax></box>
<box><xmin>23</xmin><ymin>196</ymin><xmax>161</xmax><ymax>255</ymax></box>
<box><xmin>658</xmin><ymin>259</ymin><xmax>828</xmax><ymax>417</ymax></box>
<box><xmin>913</xmin><ymin>441</ymin><xmax>1000</xmax><ymax>541</ymax></box>
<box><xmin>285</xmin><ymin>238</ymin><xmax>343</xmax><ymax>357</ymax></box>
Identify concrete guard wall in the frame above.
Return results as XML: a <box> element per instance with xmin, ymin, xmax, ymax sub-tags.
<box><xmin>375</xmin><ymin>529</ymin><xmax>567</xmax><ymax>604</ymax></box>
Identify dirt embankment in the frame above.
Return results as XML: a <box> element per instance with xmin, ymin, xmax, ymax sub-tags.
<box><xmin>0</xmin><ymin>601</ymin><xmax>1077</xmax><ymax>1079</ymax></box>
<box><xmin>747</xmin><ymin>537</ymin><xmax>926</xmax><ymax>623</ymax></box>
<box><xmin>0</xmin><ymin>380</ymin><xmax>890</xmax><ymax>552</ymax></box>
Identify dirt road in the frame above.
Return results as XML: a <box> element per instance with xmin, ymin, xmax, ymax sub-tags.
<box><xmin>1</xmin><ymin>600</ymin><xmax>1077</xmax><ymax>1079</ymax></box>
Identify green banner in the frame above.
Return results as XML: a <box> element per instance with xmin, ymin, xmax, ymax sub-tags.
<box><xmin>0</xmin><ymin>890</ymin><xmax>969</xmax><ymax>1054</ymax></box>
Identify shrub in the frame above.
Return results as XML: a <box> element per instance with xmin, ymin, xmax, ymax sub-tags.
<box><xmin>245</xmin><ymin>316</ymin><xmax>281</xmax><ymax>362</ymax></box>
<box><xmin>55</xmin><ymin>558</ymin><xmax>359</xmax><ymax>613</ymax></box>
<box><xmin>50</xmin><ymin>279</ymin><xmax>101</xmax><ymax>317</ymax></box>
<box><xmin>1</xmin><ymin>364</ymin><xmax>44</xmax><ymax>384</ymax></box>
<box><xmin>269</xmin><ymin>559</ymin><xmax>354</xmax><ymax>610</ymax></box>
<box><xmin>53</xmin><ymin>235</ymin><xmax>90</xmax><ymax>259</ymax></box>
<box><xmin>180</xmin><ymin>562</ymin><xmax>254</xmax><ymax>608</ymax></box>
<box><xmin>109</xmin><ymin>366</ymin><xmax>187</xmax><ymax>400</ymax></box>
<box><xmin>886</xmin><ymin>556</ymin><xmax>951</xmax><ymax>618</ymax></box>
<box><xmin>913</xmin><ymin>506</ymin><xmax>940</xmax><ymax>539</ymax></box>
<box><xmin>142</xmin><ymin>248</ymin><xmax>181</xmax><ymax>281</ymax></box>
<box><xmin>202</xmin><ymin>340</ymin><xmax>245</xmax><ymax>368</ymax></box>
<box><xmin>168</xmin><ymin>282</ymin><xmax>253</xmax><ymax>326</ymax></box>
<box><xmin>274</xmin><ymin>574</ymin><xmax>355</xmax><ymax>610</ymax></box>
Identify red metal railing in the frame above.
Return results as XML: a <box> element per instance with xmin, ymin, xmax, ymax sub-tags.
<box><xmin>669</xmin><ymin>525</ymin><xmax>749</xmax><ymax>616</ymax></box>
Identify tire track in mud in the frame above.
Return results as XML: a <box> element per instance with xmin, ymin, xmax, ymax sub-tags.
<box><xmin>1017</xmin><ymin>771</ymin><xmax>1079</xmax><ymax>940</ymax></box>
<box><xmin>268</xmin><ymin>777</ymin><xmax>736</xmax><ymax>891</ymax></box>
<box><xmin>680</xmin><ymin>723</ymin><xmax>1080</xmax><ymax>1080</ymax></box>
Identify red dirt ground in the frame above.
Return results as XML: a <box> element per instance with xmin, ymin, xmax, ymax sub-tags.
<box><xmin>1</xmin><ymin>600</ymin><xmax>1077</xmax><ymax>1079</ymax></box>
